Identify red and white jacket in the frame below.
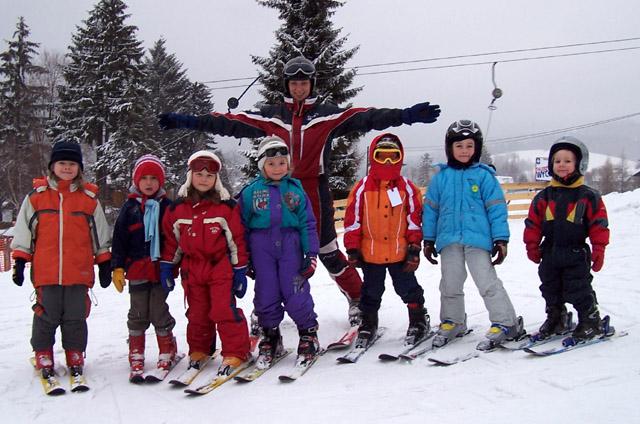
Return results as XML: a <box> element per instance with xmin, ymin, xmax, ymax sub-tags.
<box><xmin>11</xmin><ymin>177</ymin><xmax>111</xmax><ymax>287</ymax></box>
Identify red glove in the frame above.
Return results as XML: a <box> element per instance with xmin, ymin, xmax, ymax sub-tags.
<box><xmin>402</xmin><ymin>244</ymin><xmax>421</xmax><ymax>273</ymax></box>
<box><xmin>299</xmin><ymin>255</ymin><xmax>317</xmax><ymax>279</ymax></box>
<box><xmin>526</xmin><ymin>244</ymin><xmax>541</xmax><ymax>264</ymax></box>
<box><xmin>591</xmin><ymin>245</ymin><xmax>605</xmax><ymax>272</ymax></box>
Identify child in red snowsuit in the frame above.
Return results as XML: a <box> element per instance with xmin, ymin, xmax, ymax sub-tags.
<box><xmin>161</xmin><ymin>150</ymin><xmax>251</xmax><ymax>376</ymax></box>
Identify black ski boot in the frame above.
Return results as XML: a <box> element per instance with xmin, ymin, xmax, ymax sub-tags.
<box><xmin>405</xmin><ymin>304</ymin><xmax>430</xmax><ymax>346</ymax></box>
<box><xmin>356</xmin><ymin>311</ymin><xmax>378</xmax><ymax>349</ymax></box>
<box><xmin>297</xmin><ymin>325</ymin><xmax>320</xmax><ymax>363</ymax></box>
<box><xmin>538</xmin><ymin>305</ymin><xmax>572</xmax><ymax>339</ymax></box>
<box><xmin>573</xmin><ymin>307</ymin><xmax>603</xmax><ymax>341</ymax></box>
<box><xmin>256</xmin><ymin>327</ymin><xmax>284</xmax><ymax>369</ymax></box>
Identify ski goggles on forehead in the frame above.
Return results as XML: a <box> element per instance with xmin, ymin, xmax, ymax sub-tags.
<box><xmin>449</xmin><ymin>120</ymin><xmax>480</xmax><ymax>135</ymax></box>
<box><xmin>284</xmin><ymin>62</ymin><xmax>315</xmax><ymax>77</ymax></box>
<box><xmin>373</xmin><ymin>148</ymin><xmax>402</xmax><ymax>164</ymax></box>
<box><xmin>259</xmin><ymin>146</ymin><xmax>289</xmax><ymax>160</ymax></box>
<box><xmin>189</xmin><ymin>157</ymin><xmax>220</xmax><ymax>173</ymax></box>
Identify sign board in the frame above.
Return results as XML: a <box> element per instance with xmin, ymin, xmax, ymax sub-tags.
<box><xmin>535</xmin><ymin>157</ymin><xmax>551</xmax><ymax>181</ymax></box>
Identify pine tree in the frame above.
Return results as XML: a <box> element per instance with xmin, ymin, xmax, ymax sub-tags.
<box><xmin>414</xmin><ymin>152</ymin><xmax>434</xmax><ymax>188</ymax></box>
<box><xmin>141</xmin><ymin>38</ymin><xmax>216</xmax><ymax>192</ymax></box>
<box><xmin>0</xmin><ymin>17</ymin><xmax>46</xmax><ymax>211</ymax></box>
<box><xmin>48</xmin><ymin>0</ymin><xmax>147</xmax><ymax>198</ymax></box>
<box><xmin>248</xmin><ymin>0</ymin><xmax>362</xmax><ymax>196</ymax></box>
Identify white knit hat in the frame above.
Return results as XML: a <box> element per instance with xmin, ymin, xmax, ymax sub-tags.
<box><xmin>177</xmin><ymin>150</ymin><xmax>230</xmax><ymax>200</ymax></box>
<box><xmin>256</xmin><ymin>136</ymin><xmax>290</xmax><ymax>176</ymax></box>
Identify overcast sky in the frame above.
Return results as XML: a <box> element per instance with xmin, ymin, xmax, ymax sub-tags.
<box><xmin>2</xmin><ymin>0</ymin><xmax>640</xmax><ymax>162</ymax></box>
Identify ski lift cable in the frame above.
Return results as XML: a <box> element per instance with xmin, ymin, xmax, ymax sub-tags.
<box><xmin>200</xmin><ymin>37</ymin><xmax>640</xmax><ymax>87</ymax></box>
<box><xmin>402</xmin><ymin>111</ymin><xmax>640</xmax><ymax>153</ymax></box>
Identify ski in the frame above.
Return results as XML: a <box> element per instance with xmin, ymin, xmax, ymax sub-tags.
<box><xmin>278</xmin><ymin>349</ymin><xmax>325</xmax><ymax>382</ymax></box>
<box><xmin>499</xmin><ymin>313</ymin><xmax>577</xmax><ymax>351</ymax></box>
<box><xmin>525</xmin><ymin>316</ymin><xmax>626</xmax><ymax>356</ymax></box>
<box><xmin>69</xmin><ymin>369</ymin><xmax>89</xmax><ymax>392</ymax></box>
<box><xmin>30</xmin><ymin>357</ymin><xmax>66</xmax><ymax>396</ymax></box>
<box><xmin>234</xmin><ymin>349</ymin><xmax>292</xmax><ymax>383</ymax></box>
<box><xmin>129</xmin><ymin>369</ymin><xmax>144</xmax><ymax>384</ymax></box>
<box><xmin>398</xmin><ymin>328</ymin><xmax>474</xmax><ymax>362</ymax></box>
<box><xmin>185</xmin><ymin>358</ymin><xmax>255</xmax><ymax>395</ymax></box>
<box><xmin>378</xmin><ymin>328</ymin><xmax>436</xmax><ymax>362</ymax></box>
<box><xmin>428</xmin><ymin>351</ymin><xmax>480</xmax><ymax>366</ymax></box>
<box><xmin>168</xmin><ymin>350</ymin><xmax>219</xmax><ymax>387</ymax></box>
<box><xmin>326</xmin><ymin>326</ymin><xmax>359</xmax><ymax>351</ymax></box>
<box><xmin>336</xmin><ymin>327</ymin><xmax>387</xmax><ymax>364</ymax></box>
<box><xmin>144</xmin><ymin>353</ymin><xmax>186</xmax><ymax>383</ymax></box>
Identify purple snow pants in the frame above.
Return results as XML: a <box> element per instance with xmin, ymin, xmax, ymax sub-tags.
<box><xmin>250</xmin><ymin>228</ymin><xmax>317</xmax><ymax>330</ymax></box>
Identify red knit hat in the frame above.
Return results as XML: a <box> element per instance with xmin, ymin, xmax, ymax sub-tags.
<box><xmin>132</xmin><ymin>154</ymin><xmax>165</xmax><ymax>188</ymax></box>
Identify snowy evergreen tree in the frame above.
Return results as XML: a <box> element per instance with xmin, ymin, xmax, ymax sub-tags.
<box><xmin>414</xmin><ymin>152</ymin><xmax>434</xmax><ymax>188</ymax></box>
<box><xmin>141</xmin><ymin>38</ymin><xmax>216</xmax><ymax>192</ymax></box>
<box><xmin>0</xmin><ymin>17</ymin><xmax>46</xmax><ymax>211</ymax></box>
<box><xmin>248</xmin><ymin>0</ymin><xmax>362</xmax><ymax>195</ymax></box>
<box><xmin>48</xmin><ymin>0</ymin><xmax>147</xmax><ymax>197</ymax></box>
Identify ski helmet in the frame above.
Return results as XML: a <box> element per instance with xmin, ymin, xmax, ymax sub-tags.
<box><xmin>444</xmin><ymin>120</ymin><xmax>483</xmax><ymax>166</ymax></box>
<box><xmin>548</xmin><ymin>136</ymin><xmax>589</xmax><ymax>178</ymax></box>
<box><xmin>283</xmin><ymin>55</ymin><xmax>316</xmax><ymax>97</ymax></box>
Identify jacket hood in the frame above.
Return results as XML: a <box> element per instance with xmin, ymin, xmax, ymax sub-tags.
<box><xmin>368</xmin><ymin>133</ymin><xmax>404</xmax><ymax>181</ymax></box>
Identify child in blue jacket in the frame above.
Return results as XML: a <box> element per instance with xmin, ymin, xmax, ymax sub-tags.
<box><xmin>422</xmin><ymin>120</ymin><xmax>524</xmax><ymax>350</ymax></box>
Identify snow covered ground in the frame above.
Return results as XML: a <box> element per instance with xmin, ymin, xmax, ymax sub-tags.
<box><xmin>1</xmin><ymin>189</ymin><xmax>639</xmax><ymax>424</ymax></box>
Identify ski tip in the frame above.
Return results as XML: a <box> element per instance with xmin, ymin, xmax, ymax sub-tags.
<box><xmin>378</xmin><ymin>354</ymin><xmax>399</xmax><ymax>361</ymax></box>
<box><xmin>278</xmin><ymin>375</ymin><xmax>296</xmax><ymax>382</ymax></box>
<box><xmin>47</xmin><ymin>387</ymin><xmax>66</xmax><ymax>396</ymax></box>
<box><xmin>184</xmin><ymin>389</ymin><xmax>205</xmax><ymax>396</ymax></box>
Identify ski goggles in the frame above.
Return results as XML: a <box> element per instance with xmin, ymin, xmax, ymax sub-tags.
<box><xmin>373</xmin><ymin>148</ymin><xmax>402</xmax><ymax>165</ymax></box>
<box><xmin>448</xmin><ymin>119</ymin><xmax>480</xmax><ymax>137</ymax></box>
<box><xmin>189</xmin><ymin>157</ymin><xmax>220</xmax><ymax>173</ymax></box>
<box><xmin>258</xmin><ymin>146</ymin><xmax>289</xmax><ymax>160</ymax></box>
<box><xmin>284</xmin><ymin>61</ymin><xmax>315</xmax><ymax>77</ymax></box>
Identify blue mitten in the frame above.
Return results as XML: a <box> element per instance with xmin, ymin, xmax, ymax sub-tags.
<box><xmin>158</xmin><ymin>113</ymin><xmax>199</xmax><ymax>130</ymax></box>
<box><xmin>159</xmin><ymin>261</ymin><xmax>175</xmax><ymax>293</ymax></box>
<box><xmin>401</xmin><ymin>102</ymin><xmax>441</xmax><ymax>125</ymax></box>
<box><xmin>232</xmin><ymin>267</ymin><xmax>248</xmax><ymax>298</ymax></box>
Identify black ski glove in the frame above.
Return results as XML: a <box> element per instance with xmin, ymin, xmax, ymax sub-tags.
<box><xmin>98</xmin><ymin>261</ymin><xmax>112</xmax><ymax>288</ymax></box>
<box><xmin>423</xmin><ymin>241</ymin><xmax>438</xmax><ymax>265</ymax></box>
<box><xmin>12</xmin><ymin>258</ymin><xmax>26</xmax><ymax>286</ymax></box>
<box><xmin>346</xmin><ymin>249</ymin><xmax>363</xmax><ymax>268</ymax></box>
<box><xmin>491</xmin><ymin>241</ymin><xmax>508</xmax><ymax>266</ymax></box>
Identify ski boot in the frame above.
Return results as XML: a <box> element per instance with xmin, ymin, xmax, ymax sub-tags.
<box><xmin>432</xmin><ymin>317</ymin><xmax>468</xmax><ymax>348</ymax></box>
<box><xmin>256</xmin><ymin>327</ymin><xmax>284</xmax><ymax>369</ymax></box>
<box><xmin>217</xmin><ymin>355</ymin><xmax>250</xmax><ymax>377</ymax></box>
<box><xmin>249</xmin><ymin>311</ymin><xmax>262</xmax><ymax>351</ymax></box>
<box><xmin>478</xmin><ymin>316</ymin><xmax>525</xmax><ymax>350</ymax></box>
<box><xmin>404</xmin><ymin>303</ymin><xmax>430</xmax><ymax>346</ymax></box>
<box><xmin>128</xmin><ymin>333</ymin><xmax>145</xmax><ymax>383</ymax></box>
<box><xmin>572</xmin><ymin>307</ymin><xmax>603</xmax><ymax>341</ymax></box>
<box><xmin>538</xmin><ymin>305</ymin><xmax>572</xmax><ymax>339</ymax></box>
<box><xmin>296</xmin><ymin>325</ymin><xmax>321</xmax><ymax>365</ymax></box>
<box><xmin>65</xmin><ymin>349</ymin><xmax>85</xmax><ymax>377</ymax></box>
<box><xmin>355</xmin><ymin>311</ymin><xmax>378</xmax><ymax>349</ymax></box>
<box><xmin>187</xmin><ymin>351</ymin><xmax>209</xmax><ymax>371</ymax></box>
<box><xmin>34</xmin><ymin>349</ymin><xmax>55</xmax><ymax>379</ymax></box>
<box><xmin>156</xmin><ymin>331</ymin><xmax>177</xmax><ymax>371</ymax></box>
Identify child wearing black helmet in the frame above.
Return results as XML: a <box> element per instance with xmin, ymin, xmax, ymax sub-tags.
<box><xmin>422</xmin><ymin>120</ymin><xmax>524</xmax><ymax>351</ymax></box>
<box><xmin>524</xmin><ymin>136</ymin><xmax>610</xmax><ymax>341</ymax></box>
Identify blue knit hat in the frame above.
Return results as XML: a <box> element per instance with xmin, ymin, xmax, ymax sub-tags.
<box><xmin>49</xmin><ymin>141</ymin><xmax>83</xmax><ymax>170</ymax></box>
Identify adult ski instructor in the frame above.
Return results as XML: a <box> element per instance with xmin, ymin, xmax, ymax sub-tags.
<box><xmin>158</xmin><ymin>55</ymin><xmax>441</xmax><ymax>327</ymax></box>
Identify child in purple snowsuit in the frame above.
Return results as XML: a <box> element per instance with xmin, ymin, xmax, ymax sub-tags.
<box><xmin>238</xmin><ymin>136</ymin><xmax>320</xmax><ymax>369</ymax></box>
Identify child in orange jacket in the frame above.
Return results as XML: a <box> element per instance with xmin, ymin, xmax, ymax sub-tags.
<box><xmin>343</xmin><ymin>133</ymin><xmax>429</xmax><ymax>349</ymax></box>
<box><xmin>11</xmin><ymin>141</ymin><xmax>112</xmax><ymax>387</ymax></box>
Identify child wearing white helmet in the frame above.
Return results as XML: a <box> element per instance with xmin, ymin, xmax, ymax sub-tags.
<box><xmin>238</xmin><ymin>136</ymin><xmax>321</xmax><ymax>369</ymax></box>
